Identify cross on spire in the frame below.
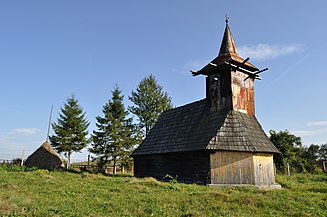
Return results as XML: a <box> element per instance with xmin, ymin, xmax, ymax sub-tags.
<box><xmin>225</xmin><ymin>14</ymin><xmax>229</xmax><ymax>24</ymax></box>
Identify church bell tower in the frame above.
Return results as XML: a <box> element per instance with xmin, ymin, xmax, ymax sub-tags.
<box><xmin>191</xmin><ymin>16</ymin><xmax>267</xmax><ymax>116</ymax></box>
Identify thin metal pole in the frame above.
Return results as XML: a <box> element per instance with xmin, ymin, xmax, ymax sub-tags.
<box><xmin>21</xmin><ymin>149</ymin><xmax>24</xmax><ymax>166</ymax></box>
<box><xmin>46</xmin><ymin>105</ymin><xmax>53</xmax><ymax>142</ymax></box>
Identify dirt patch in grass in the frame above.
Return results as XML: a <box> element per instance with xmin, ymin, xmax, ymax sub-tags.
<box><xmin>0</xmin><ymin>200</ymin><xmax>18</xmax><ymax>215</ymax></box>
<box><xmin>128</xmin><ymin>177</ymin><xmax>163</xmax><ymax>187</ymax></box>
<box><xmin>1</xmin><ymin>184</ymin><xmax>19</xmax><ymax>190</ymax></box>
<box><xmin>232</xmin><ymin>195</ymin><xmax>259</xmax><ymax>206</ymax></box>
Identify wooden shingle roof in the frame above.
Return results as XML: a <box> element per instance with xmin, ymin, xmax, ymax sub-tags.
<box><xmin>132</xmin><ymin>99</ymin><xmax>278</xmax><ymax>156</ymax></box>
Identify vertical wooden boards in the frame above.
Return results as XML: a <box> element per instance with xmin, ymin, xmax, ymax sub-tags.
<box><xmin>210</xmin><ymin>151</ymin><xmax>254</xmax><ymax>185</ymax></box>
<box><xmin>210</xmin><ymin>151</ymin><xmax>276</xmax><ymax>187</ymax></box>
<box><xmin>253</xmin><ymin>153</ymin><xmax>275</xmax><ymax>186</ymax></box>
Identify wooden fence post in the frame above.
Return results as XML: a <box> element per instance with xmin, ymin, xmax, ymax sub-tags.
<box><xmin>287</xmin><ymin>163</ymin><xmax>290</xmax><ymax>176</ymax></box>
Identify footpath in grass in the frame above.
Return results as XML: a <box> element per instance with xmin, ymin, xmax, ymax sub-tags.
<box><xmin>0</xmin><ymin>169</ymin><xmax>326</xmax><ymax>217</ymax></box>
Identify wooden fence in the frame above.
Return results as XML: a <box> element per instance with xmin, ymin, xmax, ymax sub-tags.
<box><xmin>78</xmin><ymin>164</ymin><xmax>133</xmax><ymax>174</ymax></box>
<box><xmin>0</xmin><ymin>159</ymin><xmax>21</xmax><ymax>166</ymax></box>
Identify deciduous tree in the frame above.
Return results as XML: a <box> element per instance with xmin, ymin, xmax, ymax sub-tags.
<box><xmin>302</xmin><ymin>144</ymin><xmax>320</xmax><ymax>173</ymax></box>
<box><xmin>129</xmin><ymin>74</ymin><xmax>173</xmax><ymax>137</ymax></box>
<box><xmin>269</xmin><ymin>130</ymin><xmax>304</xmax><ymax>173</ymax></box>
<box><xmin>319</xmin><ymin>143</ymin><xmax>327</xmax><ymax>160</ymax></box>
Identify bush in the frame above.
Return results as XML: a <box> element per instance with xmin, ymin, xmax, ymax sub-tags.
<box><xmin>35</xmin><ymin>169</ymin><xmax>50</xmax><ymax>174</ymax></box>
<box><xmin>162</xmin><ymin>174</ymin><xmax>178</xmax><ymax>183</ymax></box>
<box><xmin>0</xmin><ymin>165</ymin><xmax>39</xmax><ymax>172</ymax></box>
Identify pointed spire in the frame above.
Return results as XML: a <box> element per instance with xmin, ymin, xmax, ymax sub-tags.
<box><xmin>218</xmin><ymin>15</ymin><xmax>238</xmax><ymax>56</ymax></box>
<box><xmin>191</xmin><ymin>16</ymin><xmax>258</xmax><ymax>76</ymax></box>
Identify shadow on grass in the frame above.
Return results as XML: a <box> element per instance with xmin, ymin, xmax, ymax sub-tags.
<box><xmin>313</xmin><ymin>175</ymin><xmax>327</xmax><ymax>182</ymax></box>
<box><xmin>308</xmin><ymin>187</ymin><xmax>327</xmax><ymax>194</ymax></box>
<box><xmin>105</xmin><ymin>173</ymin><xmax>133</xmax><ymax>178</ymax></box>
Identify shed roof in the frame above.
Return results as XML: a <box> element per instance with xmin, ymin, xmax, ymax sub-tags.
<box><xmin>132</xmin><ymin>99</ymin><xmax>279</xmax><ymax>156</ymax></box>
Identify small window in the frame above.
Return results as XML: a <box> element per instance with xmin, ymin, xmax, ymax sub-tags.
<box><xmin>220</xmin><ymin>73</ymin><xmax>231</xmax><ymax>97</ymax></box>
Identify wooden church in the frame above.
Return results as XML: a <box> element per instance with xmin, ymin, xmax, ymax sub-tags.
<box><xmin>132</xmin><ymin>17</ymin><xmax>280</xmax><ymax>188</ymax></box>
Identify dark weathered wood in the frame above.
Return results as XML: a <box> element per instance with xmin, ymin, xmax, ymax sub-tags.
<box><xmin>134</xmin><ymin>151</ymin><xmax>210</xmax><ymax>184</ymax></box>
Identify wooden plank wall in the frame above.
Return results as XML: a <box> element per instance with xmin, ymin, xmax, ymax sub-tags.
<box><xmin>134</xmin><ymin>151</ymin><xmax>210</xmax><ymax>184</ymax></box>
<box><xmin>210</xmin><ymin>151</ymin><xmax>276</xmax><ymax>186</ymax></box>
<box><xmin>253</xmin><ymin>153</ymin><xmax>275</xmax><ymax>186</ymax></box>
<box><xmin>210</xmin><ymin>151</ymin><xmax>254</xmax><ymax>184</ymax></box>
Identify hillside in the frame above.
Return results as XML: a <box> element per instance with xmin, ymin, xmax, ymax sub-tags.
<box><xmin>0</xmin><ymin>169</ymin><xmax>326</xmax><ymax>216</ymax></box>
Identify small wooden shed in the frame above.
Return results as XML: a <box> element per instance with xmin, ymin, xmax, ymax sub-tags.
<box><xmin>132</xmin><ymin>18</ymin><xmax>279</xmax><ymax>188</ymax></box>
<box><xmin>25</xmin><ymin>141</ymin><xmax>63</xmax><ymax>170</ymax></box>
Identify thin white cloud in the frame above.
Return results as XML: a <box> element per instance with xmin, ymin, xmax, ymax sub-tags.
<box><xmin>11</xmin><ymin>128</ymin><xmax>40</xmax><ymax>136</ymax></box>
<box><xmin>238</xmin><ymin>44</ymin><xmax>305</xmax><ymax>61</ymax></box>
<box><xmin>291</xmin><ymin>128</ymin><xmax>327</xmax><ymax>137</ymax></box>
<box><xmin>0</xmin><ymin>134</ymin><xmax>10</xmax><ymax>145</ymax></box>
<box><xmin>306</xmin><ymin>121</ymin><xmax>327</xmax><ymax>127</ymax></box>
<box><xmin>173</xmin><ymin>59</ymin><xmax>209</xmax><ymax>75</ymax></box>
<box><xmin>184</xmin><ymin>60</ymin><xmax>208</xmax><ymax>71</ymax></box>
<box><xmin>0</xmin><ymin>129</ymin><xmax>42</xmax><ymax>160</ymax></box>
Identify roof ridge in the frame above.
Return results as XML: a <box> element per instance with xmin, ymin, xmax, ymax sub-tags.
<box><xmin>163</xmin><ymin>98</ymin><xmax>207</xmax><ymax>114</ymax></box>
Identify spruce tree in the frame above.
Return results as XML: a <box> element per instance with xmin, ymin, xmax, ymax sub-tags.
<box><xmin>90</xmin><ymin>85</ymin><xmax>138</xmax><ymax>173</ymax></box>
<box><xmin>129</xmin><ymin>74</ymin><xmax>173</xmax><ymax>137</ymax></box>
<box><xmin>49</xmin><ymin>95</ymin><xmax>90</xmax><ymax>168</ymax></box>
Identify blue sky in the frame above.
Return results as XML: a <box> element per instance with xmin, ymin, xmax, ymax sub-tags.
<box><xmin>1</xmin><ymin>1</ymin><xmax>327</xmax><ymax>162</ymax></box>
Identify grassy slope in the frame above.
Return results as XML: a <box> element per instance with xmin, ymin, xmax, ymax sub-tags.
<box><xmin>0</xmin><ymin>171</ymin><xmax>326</xmax><ymax>217</ymax></box>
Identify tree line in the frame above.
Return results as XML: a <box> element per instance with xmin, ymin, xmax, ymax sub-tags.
<box><xmin>49</xmin><ymin>74</ymin><xmax>172</xmax><ymax>172</ymax></box>
<box><xmin>269</xmin><ymin>130</ymin><xmax>327</xmax><ymax>174</ymax></box>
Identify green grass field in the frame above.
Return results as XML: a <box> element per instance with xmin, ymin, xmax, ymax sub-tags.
<box><xmin>0</xmin><ymin>169</ymin><xmax>326</xmax><ymax>217</ymax></box>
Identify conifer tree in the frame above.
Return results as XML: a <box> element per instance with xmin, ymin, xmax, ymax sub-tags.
<box><xmin>49</xmin><ymin>95</ymin><xmax>90</xmax><ymax>168</ymax></box>
<box><xmin>129</xmin><ymin>74</ymin><xmax>173</xmax><ymax>137</ymax></box>
<box><xmin>90</xmin><ymin>85</ymin><xmax>138</xmax><ymax>173</ymax></box>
